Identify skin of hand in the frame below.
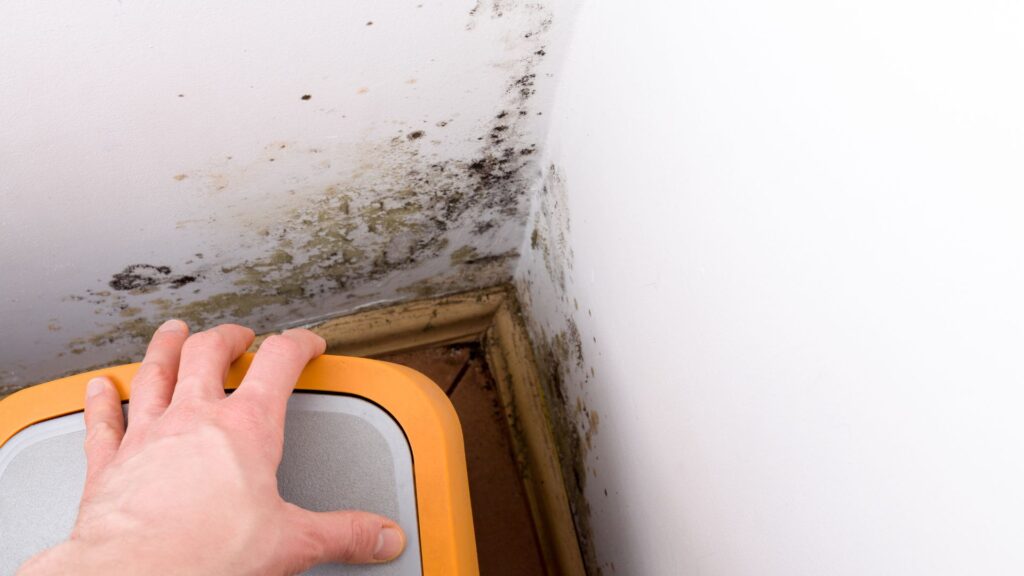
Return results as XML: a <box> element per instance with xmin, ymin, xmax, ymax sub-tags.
<box><xmin>17</xmin><ymin>320</ymin><xmax>405</xmax><ymax>576</ymax></box>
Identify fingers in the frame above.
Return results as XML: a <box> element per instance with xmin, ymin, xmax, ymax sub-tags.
<box><xmin>83</xmin><ymin>377</ymin><xmax>125</xmax><ymax>483</ymax></box>
<box><xmin>127</xmin><ymin>319</ymin><xmax>189</xmax><ymax>430</ymax></box>
<box><xmin>172</xmin><ymin>324</ymin><xmax>255</xmax><ymax>403</ymax></box>
<box><xmin>228</xmin><ymin>329</ymin><xmax>326</xmax><ymax>426</ymax></box>
<box><xmin>287</xmin><ymin>506</ymin><xmax>405</xmax><ymax>566</ymax></box>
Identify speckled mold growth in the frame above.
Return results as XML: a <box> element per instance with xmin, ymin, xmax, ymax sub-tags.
<box><xmin>516</xmin><ymin>163</ymin><xmax>601</xmax><ymax>574</ymax></box>
<box><xmin>0</xmin><ymin>0</ymin><xmax>573</xmax><ymax>393</ymax></box>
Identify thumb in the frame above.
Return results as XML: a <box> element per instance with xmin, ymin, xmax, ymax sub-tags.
<box><xmin>286</xmin><ymin>506</ymin><xmax>406</xmax><ymax>567</ymax></box>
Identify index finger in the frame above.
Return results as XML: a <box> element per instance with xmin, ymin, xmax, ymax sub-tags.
<box><xmin>227</xmin><ymin>328</ymin><xmax>326</xmax><ymax>426</ymax></box>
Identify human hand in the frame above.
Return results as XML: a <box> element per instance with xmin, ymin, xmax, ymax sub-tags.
<box><xmin>17</xmin><ymin>320</ymin><xmax>405</xmax><ymax>576</ymax></box>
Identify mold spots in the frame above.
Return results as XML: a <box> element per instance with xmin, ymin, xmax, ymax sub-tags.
<box><xmin>400</xmin><ymin>250</ymin><xmax>518</xmax><ymax>298</ymax></box>
<box><xmin>511</xmin><ymin>73</ymin><xmax>537</xmax><ymax>99</ymax></box>
<box><xmin>170</xmin><ymin>275</ymin><xmax>198</xmax><ymax>288</ymax></box>
<box><xmin>468</xmin><ymin>0</ymin><xmax>510</xmax><ymax>19</ymax></box>
<box><xmin>108</xmin><ymin>265</ymin><xmax>198</xmax><ymax>292</ymax></box>
<box><xmin>491</xmin><ymin>125</ymin><xmax>509</xmax><ymax>139</ymax></box>
<box><xmin>449</xmin><ymin>245</ymin><xmax>479</xmax><ymax>265</ymax></box>
<box><xmin>531</xmin><ymin>164</ymin><xmax>573</xmax><ymax>292</ymax></box>
<box><xmin>473</xmin><ymin>220</ymin><xmax>497</xmax><ymax>235</ymax></box>
<box><xmin>54</xmin><ymin>0</ymin><xmax>555</xmax><ymax>402</ymax></box>
<box><xmin>529</xmin><ymin>316</ymin><xmax>601</xmax><ymax>575</ymax></box>
<box><xmin>517</xmin><ymin>161</ymin><xmax>603</xmax><ymax>573</ymax></box>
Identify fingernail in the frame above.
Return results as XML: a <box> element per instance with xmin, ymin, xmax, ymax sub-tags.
<box><xmin>373</xmin><ymin>527</ymin><xmax>404</xmax><ymax>561</ymax></box>
<box><xmin>86</xmin><ymin>378</ymin><xmax>109</xmax><ymax>399</ymax></box>
<box><xmin>157</xmin><ymin>319</ymin><xmax>187</xmax><ymax>333</ymax></box>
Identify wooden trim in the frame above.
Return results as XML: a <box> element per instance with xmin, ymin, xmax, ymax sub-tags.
<box><xmin>483</xmin><ymin>301</ymin><xmax>588</xmax><ymax>576</ymax></box>
<box><xmin>252</xmin><ymin>287</ymin><xmax>508</xmax><ymax>357</ymax></box>
<box><xmin>290</xmin><ymin>285</ymin><xmax>586</xmax><ymax>576</ymax></box>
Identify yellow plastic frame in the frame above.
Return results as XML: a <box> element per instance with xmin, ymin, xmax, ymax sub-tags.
<box><xmin>0</xmin><ymin>353</ymin><xmax>480</xmax><ymax>575</ymax></box>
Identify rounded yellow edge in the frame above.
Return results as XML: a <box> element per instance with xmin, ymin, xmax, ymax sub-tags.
<box><xmin>0</xmin><ymin>353</ymin><xmax>480</xmax><ymax>576</ymax></box>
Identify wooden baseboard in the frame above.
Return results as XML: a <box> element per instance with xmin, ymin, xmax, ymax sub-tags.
<box><xmin>293</xmin><ymin>285</ymin><xmax>587</xmax><ymax>576</ymax></box>
<box><xmin>483</xmin><ymin>300</ymin><xmax>589</xmax><ymax>576</ymax></box>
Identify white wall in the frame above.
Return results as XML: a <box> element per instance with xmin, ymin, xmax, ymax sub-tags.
<box><xmin>518</xmin><ymin>1</ymin><xmax>1024</xmax><ymax>574</ymax></box>
<box><xmin>0</xmin><ymin>0</ymin><xmax>577</xmax><ymax>391</ymax></box>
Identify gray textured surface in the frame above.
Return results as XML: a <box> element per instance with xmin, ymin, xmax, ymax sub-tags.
<box><xmin>0</xmin><ymin>393</ymin><xmax>421</xmax><ymax>575</ymax></box>
<box><xmin>0</xmin><ymin>416</ymin><xmax>86</xmax><ymax>575</ymax></box>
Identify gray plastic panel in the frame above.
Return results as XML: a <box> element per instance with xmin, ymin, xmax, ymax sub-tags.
<box><xmin>0</xmin><ymin>393</ymin><xmax>422</xmax><ymax>576</ymax></box>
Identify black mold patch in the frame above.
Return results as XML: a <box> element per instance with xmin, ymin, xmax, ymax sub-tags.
<box><xmin>109</xmin><ymin>265</ymin><xmax>198</xmax><ymax>292</ymax></box>
<box><xmin>58</xmin><ymin>0</ymin><xmax>555</xmax><ymax>410</ymax></box>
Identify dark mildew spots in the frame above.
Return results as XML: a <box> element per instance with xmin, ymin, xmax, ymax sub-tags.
<box><xmin>64</xmin><ymin>0</ymin><xmax>556</xmax><ymax>404</ymax></box>
<box><xmin>109</xmin><ymin>265</ymin><xmax>198</xmax><ymax>292</ymax></box>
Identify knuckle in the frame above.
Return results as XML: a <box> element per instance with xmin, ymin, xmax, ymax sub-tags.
<box><xmin>288</xmin><ymin>509</ymin><xmax>329</xmax><ymax>569</ymax></box>
<box><xmin>86</xmin><ymin>420</ymin><xmax>119</xmax><ymax>445</ymax></box>
<box><xmin>341</xmin><ymin>514</ymin><xmax>379</xmax><ymax>562</ymax></box>
<box><xmin>163</xmin><ymin>397</ymin><xmax>209</xmax><ymax>427</ymax></box>
<box><xmin>133</xmin><ymin>361</ymin><xmax>172</xmax><ymax>387</ymax></box>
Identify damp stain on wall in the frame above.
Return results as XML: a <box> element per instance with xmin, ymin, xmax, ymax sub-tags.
<box><xmin>0</xmin><ymin>0</ymin><xmax>568</xmax><ymax>393</ymax></box>
<box><xmin>516</xmin><ymin>163</ymin><xmax>602</xmax><ymax>575</ymax></box>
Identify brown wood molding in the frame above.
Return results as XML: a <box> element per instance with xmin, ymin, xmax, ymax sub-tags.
<box><xmin>250</xmin><ymin>286</ymin><xmax>508</xmax><ymax>357</ymax></box>
<box><xmin>483</xmin><ymin>301</ymin><xmax>589</xmax><ymax>576</ymax></box>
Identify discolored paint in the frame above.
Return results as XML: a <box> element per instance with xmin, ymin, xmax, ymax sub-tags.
<box><xmin>0</xmin><ymin>0</ymin><xmax>580</xmax><ymax>391</ymax></box>
<box><xmin>516</xmin><ymin>163</ymin><xmax>601</xmax><ymax>574</ymax></box>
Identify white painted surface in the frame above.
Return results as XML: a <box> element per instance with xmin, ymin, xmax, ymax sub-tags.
<box><xmin>518</xmin><ymin>1</ymin><xmax>1024</xmax><ymax>574</ymax></box>
<box><xmin>0</xmin><ymin>0</ymin><xmax>574</xmax><ymax>390</ymax></box>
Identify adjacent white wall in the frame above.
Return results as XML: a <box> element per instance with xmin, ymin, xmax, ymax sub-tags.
<box><xmin>518</xmin><ymin>1</ymin><xmax>1024</xmax><ymax>574</ymax></box>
